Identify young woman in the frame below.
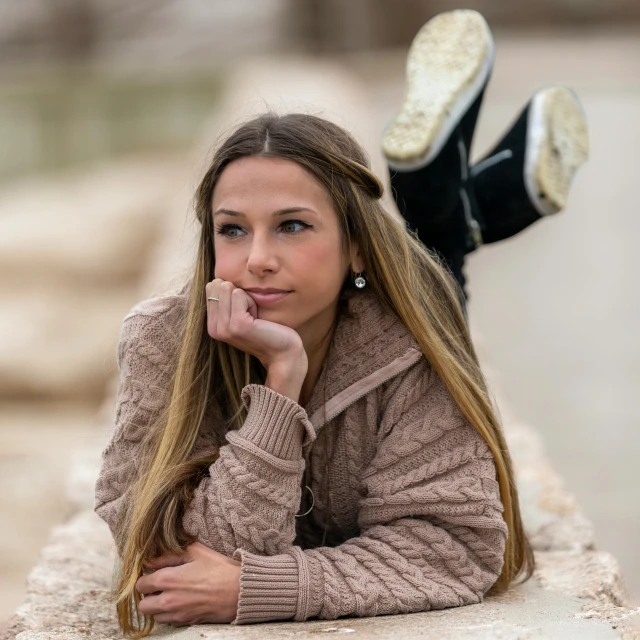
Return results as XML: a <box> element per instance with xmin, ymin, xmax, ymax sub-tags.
<box><xmin>94</xmin><ymin>10</ymin><xmax>587</xmax><ymax>636</ymax></box>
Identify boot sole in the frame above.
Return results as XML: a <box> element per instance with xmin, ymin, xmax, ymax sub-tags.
<box><xmin>525</xmin><ymin>86</ymin><xmax>590</xmax><ymax>215</ymax></box>
<box><xmin>382</xmin><ymin>9</ymin><xmax>494</xmax><ymax>171</ymax></box>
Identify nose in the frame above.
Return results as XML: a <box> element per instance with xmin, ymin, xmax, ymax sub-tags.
<box><xmin>246</xmin><ymin>229</ymin><xmax>280</xmax><ymax>276</ymax></box>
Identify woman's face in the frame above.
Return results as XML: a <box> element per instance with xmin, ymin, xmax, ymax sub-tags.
<box><xmin>211</xmin><ymin>155</ymin><xmax>362</xmax><ymax>334</ymax></box>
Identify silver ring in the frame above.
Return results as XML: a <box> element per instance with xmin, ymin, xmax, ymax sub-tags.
<box><xmin>207</xmin><ymin>297</ymin><xmax>219</xmax><ymax>302</ymax></box>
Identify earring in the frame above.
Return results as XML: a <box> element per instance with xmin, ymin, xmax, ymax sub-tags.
<box><xmin>354</xmin><ymin>272</ymin><xmax>367</xmax><ymax>289</ymax></box>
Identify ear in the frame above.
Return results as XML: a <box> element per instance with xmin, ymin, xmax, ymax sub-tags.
<box><xmin>349</xmin><ymin>242</ymin><xmax>365</xmax><ymax>273</ymax></box>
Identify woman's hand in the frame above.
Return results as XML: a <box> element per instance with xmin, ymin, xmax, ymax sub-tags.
<box><xmin>136</xmin><ymin>542</ymin><xmax>241</xmax><ymax>626</ymax></box>
<box><xmin>206</xmin><ymin>278</ymin><xmax>308</xmax><ymax>378</ymax></box>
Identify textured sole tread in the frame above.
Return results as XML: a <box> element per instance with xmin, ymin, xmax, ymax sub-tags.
<box><xmin>537</xmin><ymin>87</ymin><xmax>590</xmax><ymax>212</ymax></box>
<box><xmin>382</xmin><ymin>10</ymin><xmax>493</xmax><ymax>168</ymax></box>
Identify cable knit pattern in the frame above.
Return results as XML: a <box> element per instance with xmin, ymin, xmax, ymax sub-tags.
<box><xmin>95</xmin><ymin>288</ymin><xmax>316</xmax><ymax>559</ymax></box>
<box><xmin>94</xmin><ymin>283</ymin><xmax>508</xmax><ymax>626</ymax></box>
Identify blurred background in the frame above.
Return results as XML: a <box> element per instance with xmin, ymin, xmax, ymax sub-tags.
<box><xmin>0</xmin><ymin>0</ymin><xmax>638</xmax><ymax>630</ymax></box>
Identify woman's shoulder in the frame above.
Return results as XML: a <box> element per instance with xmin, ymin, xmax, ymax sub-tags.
<box><xmin>124</xmin><ymin>281</ymin><xmax>190</xmax><ymax>323</ymax></box>
<box><xmin>118</xmin><ymin>282</ymin><xmax>190</xmax><ymax>358</ymax></box>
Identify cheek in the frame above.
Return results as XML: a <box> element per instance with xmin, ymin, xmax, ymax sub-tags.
<box><xmin>296</xmin><ymin>242</ymin><xmax>344</xmax><ymax>275</ymax></box>
<box><xmin>213</xmin><ymin>246</ymin><xmax>239</xmax><ymax>280</ymax></box>
<box><xmin>292</xmin><ymin>243</ymin><xmax>348</xmax><ymax>304</ymax></box>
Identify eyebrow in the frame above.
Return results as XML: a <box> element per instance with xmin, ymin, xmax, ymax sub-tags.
<box><xmin>212</xmin><ymin>207</ymin><xmax>318</xmax><ymax>218</ymax></box>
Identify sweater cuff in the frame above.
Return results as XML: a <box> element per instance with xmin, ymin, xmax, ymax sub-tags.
<box><xmin>235</xmin><ymin>383</ymin><xmax>316</xmax><ymax>461</ymax></box>
<box><xmin>231</xmin><ymin>549</ymin><xmax>300</xmax><ymax>624</ymax></box>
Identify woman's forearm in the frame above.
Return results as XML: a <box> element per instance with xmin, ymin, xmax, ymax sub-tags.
<box><xmin>182</xmin><ymin>381</ymin><xmax>317</xmax><ymax>556</ymax></box>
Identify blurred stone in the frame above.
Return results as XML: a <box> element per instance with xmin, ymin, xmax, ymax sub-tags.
<box><xmin>65</xmin><ymin>442</ymin><xmax>104</xmax><ymax>515</ymax></box>
<box><xmin>0</xmin><ymin>285</ymin><xmax>137</xmax><ymax>401</ymax></box>
<box><xmin>0</xmin><ymin>405</ymin><xmax>97</xmax><ymax>626</ymax></box>
<box><xmin>536</xmin><ymin>550</ymin><xmax>630</xmax><ymax>606</ymax></box>
<box><xmin>476</xmin><ymin>335</ymin><xmax>599</xmax><ymax>556</ymax></box>
<box><xmin>0</xmin><ymin>151</ymin><xmax>195</xmax><ymax>401</ymax></box>
<box><xmin>4</xmin><ymin>511</ymin><xmax>119</xmax><ymax>640</ymax></box>
<box><xmin>0</xmin><ymin>156</ymin><xmax>187</xmax><ymax>287</ymax></box>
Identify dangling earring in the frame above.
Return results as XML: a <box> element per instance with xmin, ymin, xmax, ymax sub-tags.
<box><xmin>354</xmin><ymin>271</ymin><xmax>367</xmax><ymax>289</ymax></box>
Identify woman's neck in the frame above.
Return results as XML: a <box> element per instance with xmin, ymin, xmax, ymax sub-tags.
<box><xmin>296</xmin><ymin>302</ymin><xmax>340</xmax><ymax>408</ymax></box>
<box><xmin>299</xmin><ymin>338</ymin><xmax>331</xmax><ymax>408</ymax></box>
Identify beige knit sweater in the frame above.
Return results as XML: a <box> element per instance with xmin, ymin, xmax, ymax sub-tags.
<box><xmin>95</xmin><ymin>284</ymin><xmax>508</xmax><ymax>625</ymax></box>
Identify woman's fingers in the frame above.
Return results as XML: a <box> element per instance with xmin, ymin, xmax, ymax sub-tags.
<box><xmin>230</xmin><ymin>287</ymin><xmax>255</xmax><ymax>330</ymax></box>
<box><xmin>144</xmin><ymin>552</ymin><xmax>188</xmax><ymax>572</ymax></box>
<box><xmin>136</xmin><ymin>564</ymin><xmax>185</xmax><ymax>596</ymax></box>
<box><xmin>217</xmin><ymin>281</ymin><xmax>234</xmax><ymax>334</ymax></box>
<box><xmin>243</xmin><ymin>287</ymin><xmax>258</xmax><ymax>320</ymax></box>
<box><xmin>137</xmin><ymin>592</ymin><xmax>165</xmax><ymax>615</ymax></box>
<box><xmin>136</xmin><ymin>572</ymin><xmax>161</xmax><ymax>595</ymax></box>
<box><xmin>205</xmin><ymin>279</ymin><xmax>222</xmax><ymax>337</ymax></box>
<box><xmin>206</xmin><ymin>278</ymin><xmax>235</xmax><ymax>340</ymax></box>
<box><xmin>207</xmin><ymin>279</ymin><xmax>258</xmax><ymax>341</ymax></box>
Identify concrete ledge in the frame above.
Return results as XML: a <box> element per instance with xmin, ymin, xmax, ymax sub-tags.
<box><xmin>5</xmin><ymin>517</ymin><xmax>640</xmax><ymax>639</ymax></box>
<box><xmin>4</xmin><ymin>404</ymin><xmax>639</xmax><ymax>640</ymax></box>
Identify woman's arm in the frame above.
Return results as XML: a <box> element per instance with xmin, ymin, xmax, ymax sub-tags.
<box><xmin>229</xmin><ymin>360</ymin><xmax>507</xmax><ymax>624</ymax></box>
<box><xmin>181</xmin><ymin>382</ymin><xmax>315</xmax><ymax>556</ymax></box>
<box><xmin>94</xmin><ymin>307</ymin><xmax>176</xmax><ymax>551</ymax></box>
<box><xmin>94</xmin><ymin>307</ymin><xmax>315</xmax><ymax>558</ymax></box>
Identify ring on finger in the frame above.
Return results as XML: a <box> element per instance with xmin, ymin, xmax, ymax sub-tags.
<box><xmin>207</xmin><ymin>297</ymin><xmax>219</xmax><ymax>302</ymax></box>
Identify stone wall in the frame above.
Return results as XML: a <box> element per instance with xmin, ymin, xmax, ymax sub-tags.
<box><xmin>0</xmin><ymin>146</ymin><xmax>195</xmax><ymax>621</ymax></box>
<box><xmin>0</xmin><ymin>156</ymin><xmax>191</xmax><ymax>402</ymax></box>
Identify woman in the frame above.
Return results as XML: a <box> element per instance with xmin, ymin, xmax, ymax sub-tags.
<box><xmin>95</xmin><ymin>111</ymin><xmax>530</xmax><ymax>633</ymax></box>
<box><xmin>95</xmin><ymin>10</ymin><xmax>587</xmax><ymax>636</ymax></box>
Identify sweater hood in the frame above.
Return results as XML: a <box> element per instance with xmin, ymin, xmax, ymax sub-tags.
<box><xmin>301</xmin><ymin>287</ymin><xmax>424</xmax><ymax>430</ymax></box>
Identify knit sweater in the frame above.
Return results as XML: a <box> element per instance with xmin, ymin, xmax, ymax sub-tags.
<box><xmin>94</xmin><ymin>284</ymin><xmax>508</xmax><ymax>625</ymax></box>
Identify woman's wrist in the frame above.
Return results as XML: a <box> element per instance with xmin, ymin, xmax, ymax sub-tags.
<box><xmin>265</xmin><ymin>355</ymin><xmax>307</xmax><ymax>403</ymax></box>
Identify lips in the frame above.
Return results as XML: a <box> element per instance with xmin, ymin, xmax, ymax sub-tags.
<box><xmin>245</xmin><ymin>290</ymin><xmax>291</xmax><ymax>307</ymax></box>
<box><xmin>245</xmin><ymin>288</ymin><xmax>290</xmax><ymax>294</ymax></box>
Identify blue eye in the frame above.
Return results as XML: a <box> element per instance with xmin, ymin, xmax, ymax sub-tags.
<box><xmin>215</xmin><ymin>223</ymin><xmax>244</xmax><ymax>238</ymax></box>
<box><xmin>214</xmin><ymin>220</ymin><xmax>312</xmax><ymax>238</ymax></box>
<box><xmin>281</xmin><ymin>220</ymin><xmax>310</xmax><ymax>234</ymax></box>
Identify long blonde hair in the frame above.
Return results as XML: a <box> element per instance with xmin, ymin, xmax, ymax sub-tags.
<box><xmin>115</xmin><ymin>112</ymin><xmax>535</xmax><ymax>636</ymax></box>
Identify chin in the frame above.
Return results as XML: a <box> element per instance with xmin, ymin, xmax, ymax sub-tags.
<box><xmin>257</xmin><ymin>307</ymin><xmax>291</xmax><ymax>321</ymax></box>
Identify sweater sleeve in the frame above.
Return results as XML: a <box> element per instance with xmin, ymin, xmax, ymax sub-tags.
<box><xmin>181</xmin><ymin>383</ymin><xmax>316</xmax><ymax>556</ymax></box>
<box><xmin>94</xmin><ymin>308</ymin><xmax>316</xmax><ymax>558</ymax></box>
<box><xmin>94</xmin><ymin>307</ymin><xmax>175</xmax><ymax>553</ymax></box>
<box><xmin>230</xmin><ymin>360</ymin><xmax>508</xmax><ymax>624</ymax></box>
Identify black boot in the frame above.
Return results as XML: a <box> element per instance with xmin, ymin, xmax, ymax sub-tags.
<box><xmin>382</xmin><ymin>9</ymin><xmax>493</xmax><ymax>249</ymax></box>
<box><xmin>382</xmin><ymin>9</ymin><xmax>494</xmax><ymax>301</ymax></box>
<box><xmin>391</xmin><ymin>90</ymin><xmax>487</xmax><ymax>255</ymax></box>
<box><xmin>471</xmin><ymin>86</ymin><xmax>589</xmax><ymax>244</ymax></box>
